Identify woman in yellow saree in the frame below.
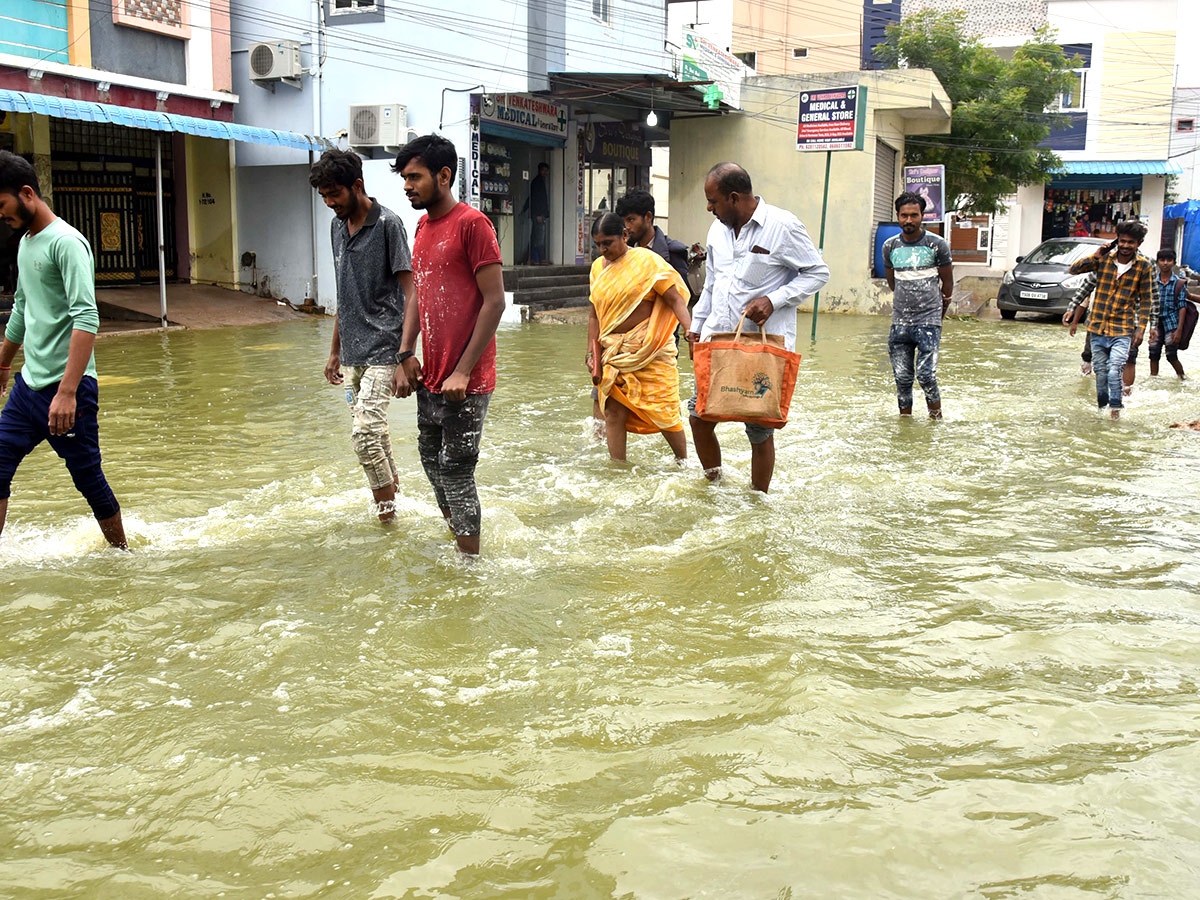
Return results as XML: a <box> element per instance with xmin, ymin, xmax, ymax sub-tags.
<box><xmin>587</xmin><ymin>213</ymin><xmax>692</xmax><ymax>462</ymax></box>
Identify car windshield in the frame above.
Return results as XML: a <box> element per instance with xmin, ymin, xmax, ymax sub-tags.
<box><xmin>1023</xmin><ymin>241</ymin><xmax>1098</xmax><ymax>266</ymax></box>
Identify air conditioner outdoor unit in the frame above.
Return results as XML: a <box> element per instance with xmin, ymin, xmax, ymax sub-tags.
<box><xmin>248</xmin><ymin>40</ymin><xmax>302</xmax><ymax>87</ymax></box>
<box><xmin>349</xmin><ymin>103</ymin><xmax>407</xmax><ymax>149</ymax></box>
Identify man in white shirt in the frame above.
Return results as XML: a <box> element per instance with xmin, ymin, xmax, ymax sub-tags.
<box><xmin>685</xmin><ymin>163</ymin><xmax>829</xmax><ymax>492</ymax></box>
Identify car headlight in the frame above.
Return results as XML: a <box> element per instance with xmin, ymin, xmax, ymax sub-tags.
<box><xmin>1061</xmin><ymin>273</ymin><xmax>1088</xmax><ymax>290</ymax></box>
<box><xmin>1002</xmin><ymin>270</ymin><xmax>1015</xmax><ymax>285</ymax></box>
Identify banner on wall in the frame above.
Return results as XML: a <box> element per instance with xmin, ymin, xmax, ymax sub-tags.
<box><xmin>576</xmin><ymin>126</ymin><xmax>588</xmax><ymax>264</ymax></box>
<box><xmin>678</xmin><ymin>28</ymin><xmax>742</xmax><ymax>109</ymax></box>
<box><xmin>903</xmin><ymin>164</ymin><xmax>946</xmax><ymax>223</ymax></box>
<box><xmin>796</xmin><ymin>85</ymin><xmax>866</xmax><ymax>152</ymax></box>
<box><xmin>468</xmin><ymin>95</ymin><xmax>481</xmax><ymax>210</ymax></box>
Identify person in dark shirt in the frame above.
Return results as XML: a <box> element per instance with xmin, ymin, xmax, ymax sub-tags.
<box><xmin>615</xmin><ymin>189</ymin><xmax>690</xmax><ymax>290</ymax></box>
<box><xmin>524</xmin><ymin>162</ymin><xmax>550</xmax><ymax>265</ymax></box>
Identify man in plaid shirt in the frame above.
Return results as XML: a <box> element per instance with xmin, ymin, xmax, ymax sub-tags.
<box><xmin>1064</xmin><ymin>255</ymin><xmax>1159</xmax><ymax>382</ymax></box>
<box><xmin>1068</xmin><ymin>221</ymin><xmax>1153</xmax><ymax>417</ymax></box>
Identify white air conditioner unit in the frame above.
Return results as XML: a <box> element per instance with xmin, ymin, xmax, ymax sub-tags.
<box><xmin>348</xmin><ymin>103</ymin><xmax>407</xmax><ymax>149</ymax></box>
<box><xmin>248</xmin><ymin>40</ymin><xmax>302</xmax><ymax>88</ymax></box>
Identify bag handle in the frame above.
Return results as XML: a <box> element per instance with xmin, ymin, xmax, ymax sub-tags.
<box><xmin>733</xmin><ymin>309</ymin><xmax>767</xmax><ymax>344</ymax></box>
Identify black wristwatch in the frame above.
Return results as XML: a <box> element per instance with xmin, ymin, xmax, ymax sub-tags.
<box><xmin>397</xmin><ymin>350</ymin><xmax>414</xmax><ymax>363</ymax></box>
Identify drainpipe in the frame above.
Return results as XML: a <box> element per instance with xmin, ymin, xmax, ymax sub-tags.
<box><xmin>307</xmin><ymin>0</ymin><xmax>324</xmax><ymax>304</ymax></box>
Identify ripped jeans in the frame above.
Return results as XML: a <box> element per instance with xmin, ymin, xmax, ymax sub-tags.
<box><xmin>416</xmin><ymin>387</ymin><xmax>491</xmax><ymax>537</ymax></box>
<box><xmin>345</xmin><ymin>365</ymin><xmax>399</xmax><ymax>491</ymax></box>
<box><xmin>888</xmin><ymin>324</ymin><xmax>942</xmax><ymax>411</ymax></box>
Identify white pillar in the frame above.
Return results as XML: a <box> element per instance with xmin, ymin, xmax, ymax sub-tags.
<box><xmin>155</xmin><ymin>133</ymin><xmax>167</xmax><ymax>328</ymax></box>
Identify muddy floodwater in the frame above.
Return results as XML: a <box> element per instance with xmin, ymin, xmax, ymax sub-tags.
<box><xmin>2</xmin><ymin>314</ymin><xmax>1200</xmax><ymax>899</ymax></box>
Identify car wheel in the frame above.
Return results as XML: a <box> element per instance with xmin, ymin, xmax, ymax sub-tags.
<box><xmin>1000</xmin><ymin>308</ymin><xmax>1017</xmax><ymax>320</ymax></box>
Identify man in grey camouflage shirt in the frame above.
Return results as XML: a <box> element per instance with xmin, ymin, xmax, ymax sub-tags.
<box><xmin>310</xmin><ymin>149</ymin><xmax>413</xmax><ymax>522</ymax></box>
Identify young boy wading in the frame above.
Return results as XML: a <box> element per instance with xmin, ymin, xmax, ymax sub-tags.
<box><xmin>883</xmin><ymin>191</ymin><xmax>954</xmax><ymax>418</ymax></box>
<box><xmin>392</xmin><ymin>135</ymin><xmax>505</xmax><ymax>557</ymax></box>
<box><xmin>310</xmin><ymin>149</ymin><xmax>413</xmax><ymax>521</ymax></box>
<box><xmin>0</xmin><ymin>151</ymin><xmax>126</xmax><ymax>548</ymax></box>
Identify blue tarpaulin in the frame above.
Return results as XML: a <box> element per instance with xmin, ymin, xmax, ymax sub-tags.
<box><xmin>0</xmin><ymin>89</ymin><xmax>331</xmax><ymax>151</ymax></box>
<box><xmin>1164</xmin><ymin>200</ymin><xmax>1200</xmax><ymax>270</ymax></box>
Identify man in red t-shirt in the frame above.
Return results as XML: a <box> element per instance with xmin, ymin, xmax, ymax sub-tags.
<box><xmin>391</xmin><ymin>135</ymin><xmax>505</xmax><ymax>557</ymax></box>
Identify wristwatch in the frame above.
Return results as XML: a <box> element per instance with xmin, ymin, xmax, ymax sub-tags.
<box><xmin>397</xmin><ymin>350</ymin><xmax>414</xmax><ymax>363</ymax></box>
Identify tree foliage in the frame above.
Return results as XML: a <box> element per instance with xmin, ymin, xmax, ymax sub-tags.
<box><xmin>874</xmin><ymin>10</ymin><xmax>1080</xmax><ymax>214</ymax></box>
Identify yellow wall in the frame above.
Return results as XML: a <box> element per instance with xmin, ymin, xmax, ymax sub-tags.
<box><xmin>185</xmin><ymin>135</ymin><xmax>238</xmax><ymax>288</ymax></box>
<box><xmin>1096</xmin><ymin>31</ymin><xmax>1175</xmax><ymax>159</ymax></box>
<box><xmin>733</xmin><ymin>0</ymin><xmax>863</xmax><ymax>75</ymax></box>
<box><xmin>66</xmin><ymin>0</ymin><xmax>91</xmax><ymax>68</ymax></box>
<box><xmin>669</xmin><ymin>71</ymin><xmax>951</xmax><ymax>315</ymax></box>
<box><xmin>4</xmin><ymin>113</ymin><xmax>54</xmax><ymax>207</ymax></box>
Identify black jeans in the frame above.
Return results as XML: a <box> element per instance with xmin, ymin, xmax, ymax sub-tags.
<box><xmin>416</xmin><ymin>387</ymin><xmax>491</xmax><ymax>536</ymax></box>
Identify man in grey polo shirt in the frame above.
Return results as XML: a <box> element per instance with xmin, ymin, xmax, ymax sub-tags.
<box><xmin>310</xmin><ymin>149</ymin><xmax>413</xmax><ymax>522</ymax></box>
<box><xmin>686</xmin><ymin>162</ymin><xmax>829</xmax><ymax>493</ymax></box>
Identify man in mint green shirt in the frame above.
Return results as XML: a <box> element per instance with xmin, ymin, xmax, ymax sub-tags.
<box><xmin>0</xmin><ymin>150</ymin><xmax>126</xmax><ymax>549</ymax></box>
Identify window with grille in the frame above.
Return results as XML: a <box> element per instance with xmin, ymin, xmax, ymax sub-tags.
<box><xmin>330</xmin><ymin>0</ymin><xmax>378</xmax><ymax>15</ymax></box>
<box><xmin>792</xmin><ymin>48</ymin><xmax>808</xmax><ymax>58</ymax></box>
<box><xmin>592</xmin><ymin>0</ymin><xmax>610</xmax><ymax>24</ymax></box>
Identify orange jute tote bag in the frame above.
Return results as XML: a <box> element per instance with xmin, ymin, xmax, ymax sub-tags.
<box><xmin>693</xmin><ymin>311</ymin><xmax>801</xmax><ymax>429</ymax></box>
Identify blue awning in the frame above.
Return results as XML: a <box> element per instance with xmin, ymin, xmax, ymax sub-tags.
<box><xmin>1057</xmin><ymin>160</ymin><xmax>1182</xmax><ymax>176</ymax></box>
<box><xmin>0</xmin><ymin>89</ymin><xmax>331</xmax><ymax>152</ymax></box>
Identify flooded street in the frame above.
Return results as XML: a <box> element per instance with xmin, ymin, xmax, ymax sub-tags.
<box><xmin>2</xmin><ymin>314</ymin><xmax>1200</xmax><ymax>898</ymax></box>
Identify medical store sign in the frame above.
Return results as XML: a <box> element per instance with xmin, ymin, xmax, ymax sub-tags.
<box><xmin>478</xmin><ymin>93</ymin><xmax>569</xmax><ymax>141</ymax></box>
<box><xmin>796</xmin><ymin>85</ymin><xmax>866</xmax><ymax>152</ymax></box>
<box><xmin>679</xmin><ymin>28</ymin><xmax>742</xmax><ymax>110</ymax></box>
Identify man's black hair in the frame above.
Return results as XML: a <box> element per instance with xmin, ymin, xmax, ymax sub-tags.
<box><xmin>894</xmin><ymin>191</ymin><xmax>926</xmax><ymax>214</ymax></box>
<box><xmin>707</xmin><ymin>162</ymin><xmax>752</xmax><ymax>197</ymax></box>
<box><xmin>591</xmin><ymin>211</ymin><xmax>624</xmax><ymax>237</ymax></box>
<box><xmin>391</xmin><ymin>133</ymin><xmax>458</xmax><ymax>184</ymax></box>
<box><xmin>1115</xmin><ymin>220</ymin><xmax>1148</xmax><ymax>242</ymax></box>
<box><xmin>1157</xmin><ymin>248</ymin><xmax>1177</xmax><ymax>261</ymax></box>
<box><xmin>615</xmin><ymin>189</ymin><xmax>655</xmax><ymax>219</ymax></box>
<box><xmin>308</xmin><ymin>148</ymin><xmax>363</xmax><ymax>191</ymax></box>
<box><xmin>0</xmin><ymin>150</ymin><xmax>40</xmax><ymax>197</ymax></box>
<box><xmin>537</xmin><ymin>162</ymin><xmax>549</xmax><ymax>173</ymax></box>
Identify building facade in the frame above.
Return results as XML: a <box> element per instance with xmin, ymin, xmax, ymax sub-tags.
<box><xmin>669</xmin><ymin>68</ymin><xmax>952</xmax><ymax>315</ymax></box>
<box><xmin>0</xmin><ymin>0</ymin><xmax>245</xmax><ymax>293</ymax></box>
<box><xmin>230</xmin><ymin>0</ymin><xmax>722</xmax><ymax>310</ymax></box>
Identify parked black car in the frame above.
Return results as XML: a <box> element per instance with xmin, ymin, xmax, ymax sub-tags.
<box><xmin>997</xmin><ymin>237</ymin><xmax>1107</xmax><ymax>319</ymax></box>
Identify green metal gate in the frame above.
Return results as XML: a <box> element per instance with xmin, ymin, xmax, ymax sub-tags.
<box><xmin>50</xmin><ymin>121</ymin><xmax>177</xmax><ymax>286</ymax></box>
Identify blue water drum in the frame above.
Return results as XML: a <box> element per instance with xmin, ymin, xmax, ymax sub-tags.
<box><xmin>873</xmin><ymin>222</ymin><xmax>902</xmax><ymax>278</ymax></box>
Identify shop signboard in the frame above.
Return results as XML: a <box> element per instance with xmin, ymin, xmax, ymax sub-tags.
<box><xmin>478</xmin><ymin>93</ymin><xmax>569</xmax><ymax>143</ymax></box>
<box><xmin>582</xmin><ymin>122</ymin><xmax>651</xmax><ymax>168</ymax></box>
<box><xmin>468</xmin><ymin>95</ymin><xmax>482</xmax><ymax>210</ymax></box>
<box><xmin>796</xmin><ymin>85</ymin><xmax>866</xmax><ymax>152</ymax></box>
<box><xmin>576</xmin><ymin>126</ymin><xmax>588</xmax><ymax>264</ymax></box>
<box><xmin>902</xmin><ymin>164</ymin><xmax>946</xmax><ymax>223</ymax></box>
<box><xmin>679</xmin><ymin>28</ymin><xmax>742</xmax><ymax>110</ymax></box>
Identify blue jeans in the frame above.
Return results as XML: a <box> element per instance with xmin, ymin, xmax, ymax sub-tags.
<box><xmin>1090</xmin><ymin>333</ymin><xmax>1131</xmax><ymax>409</ymax></box>
<box><xmin>530</xmin><ymin>218</ymin><xmax>547</xmax><ymax>264</ymax></box>
<box><xmin>0</xmin><ymin>374</ymin><xmax>120</xmax><ymax>519</ymax></box>
<box><xmin>888</xmin><ymin>324</ymin><xmax>942</xmax><ymax>411</ymax></box>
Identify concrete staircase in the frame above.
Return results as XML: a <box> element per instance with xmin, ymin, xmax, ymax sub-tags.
<box><xmin>504</xmin><ymin>264</ymin><xmax>590</xmax><ymax>311</ymax></box>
